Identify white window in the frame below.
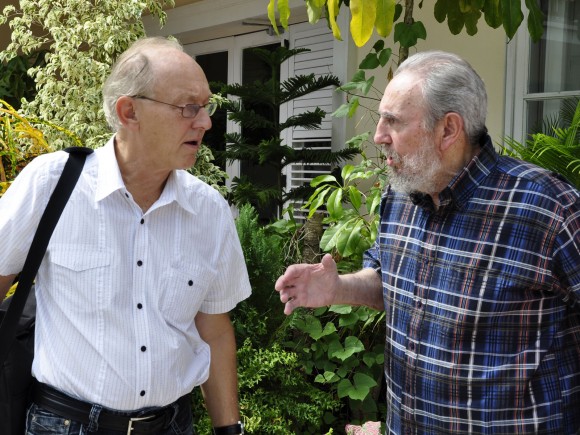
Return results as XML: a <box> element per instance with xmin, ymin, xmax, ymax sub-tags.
<box><xmin>505</xmin><ymin>0</ymin><xmax>580</xmax><ymax>142</ymax></box>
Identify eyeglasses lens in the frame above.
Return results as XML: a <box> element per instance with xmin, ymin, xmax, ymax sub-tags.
<box><xmin>183</xmin><ymin>103</ymin><xmax>217</xmax><ymax>118</ymax></box>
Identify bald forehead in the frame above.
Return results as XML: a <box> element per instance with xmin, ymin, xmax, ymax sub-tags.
<box><xmin>145</xmin><ymin>47</ymin><xmax>201</xmax><ymax>74</ymax></box>
<box><xmin>381</xmin><ymin>72</ymin><xmax>424</xmax><ymax>112</ymax></box>
<box><xmin>145</xmin><ymin>47</ymin><xmax>209</xmax><ymax>101</ymax></box>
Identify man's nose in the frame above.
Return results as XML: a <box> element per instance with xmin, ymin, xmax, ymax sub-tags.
<box><xmin>193</xmin><ymin>109</ymin><xmax>212</xmax><ymax>131</ymax></box>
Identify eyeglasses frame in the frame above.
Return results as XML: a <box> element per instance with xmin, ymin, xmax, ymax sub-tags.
<box><xmin>131</xmin><ymin>95</ymin><xmax>217</xmax><ymax>118</ymax></box>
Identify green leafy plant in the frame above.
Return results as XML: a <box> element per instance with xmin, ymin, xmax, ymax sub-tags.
<box><xmin>0</xmin><ymin>0</ymin><xmax>175</xmax><ymax>148</ymax></box>
<box><xmin>281</xmin><ymin>136</ymin><xmax>388</xmax><ymax>427</ymax></box>
<box><xmin>502</xmin><ymin>98</ymin><xmax>580</xmax><ymax>189</ymax></box>
<box><xmin>305</xmin><ymin>132</ymin><xmax>386</xmax><ymax>270</ymax></box>
<box><xmin>192</xmin><ymin>204</ymin><xmax>339</xmax><ymax>434</ymax></box>
<box><xmin>0</xmin><ymin>50</ymin><xmax>47</xmax><ymax>109</ymax></box>
<box><xmin>233</xmin><ymin>203</ymin><xmax>287</xmax><ymax>340</ymax></box>
<box><xmin>290</xmin><ymin>304</ymin><xmax>386</xmax><ymax>427</ymax></box>
<box><xmin>188</xmin><ymin>144</ymin><xmax>228</xmax><ymax>197</ymax></box>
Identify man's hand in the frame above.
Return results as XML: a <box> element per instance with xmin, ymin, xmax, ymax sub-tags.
<box><xmin>275</xmin><ymin>254</ymin><xmax>340</xmax><ymax>315</ymax></box>
<box><xmin>275</xmin><ymin>255</ymin><xmax>385</xmax><ymax>314</ymax></box>
<box><xmin>196</xmin><ymin>312</ymin><xmax>241</xmax><ymax>427</ymax></box>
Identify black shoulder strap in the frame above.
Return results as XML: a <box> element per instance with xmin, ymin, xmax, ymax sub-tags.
<box><xmin>0</xmin><ymin>147</ymin><xmax>93</xmax><ymax>363</ymax></box>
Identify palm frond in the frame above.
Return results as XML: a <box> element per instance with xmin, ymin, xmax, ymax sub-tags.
<box><xmin>285</xmin><ymin>147</ymin><xmax>361</xmax><ymax>167</ymax></box>
<box><xmin>280</xmin><ymin>109</ymin><xmax>326</xmax><ymax>131</ymax></box>
<box><xmin>281</xmin><ymin>74</ymin><xmax>341</xmax><ymax>103</ymax></box>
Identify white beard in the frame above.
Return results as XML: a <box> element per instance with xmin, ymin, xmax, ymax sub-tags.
<box><xmin>383</xmin><ymin>136</ymin><xmax>445</xmax><ymax>195</ymax></box>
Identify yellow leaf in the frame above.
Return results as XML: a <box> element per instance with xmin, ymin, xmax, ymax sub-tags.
<box><xmin>267</xmin><ymin>0</ymin><xmax>280</xmax><ymax>35</ymax></box>
<box><xmin>306</xmin><ymin>0</ymin><xmax>323</xmax><ymax>23</ymax></box>
<box><xmin>375</xmin><ymin>0</ymin><xmax>395</xmax><ymax>37</ymax></box>
<box><xmin>278</xmin><ymin>0</ymin><xmax>290</xmax><ymax>29</ymax></box>
<box><xmin>327</xmin><ymin>0</ymin><xmax>342</xmax><ymax>40</ymax></box>
<box><xmin>350</xmin><ymin>0</ymin><xmax>377</xmax><ymax>47</ymax></box>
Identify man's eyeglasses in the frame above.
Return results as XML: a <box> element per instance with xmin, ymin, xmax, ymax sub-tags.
<box><xmin>132</xmin><ymin>95</ymin><xmax>217</xmax><ymax>118</ymax></box>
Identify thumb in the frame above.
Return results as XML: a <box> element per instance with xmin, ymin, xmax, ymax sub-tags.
<box><xmin>320</xmin><ymin>253</ymin><xmax>337</xmax><ymax>272</ymax></box>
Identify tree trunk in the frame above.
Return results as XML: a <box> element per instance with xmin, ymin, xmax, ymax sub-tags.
<box><xmin>399</xmin><ymin>0</ymin><xmax>415</xmax><ymax>65</ymax></box>
<box><xmin>302</xmin><ymin>212</ymin><xmax>324</xmax><ymax>264</ymax></box>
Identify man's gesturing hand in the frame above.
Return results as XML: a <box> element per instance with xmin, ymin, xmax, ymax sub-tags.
<box><xmin>275</xmin><ymin>254</ymin><xmax>340</xmax><ymax>315</ymax></box>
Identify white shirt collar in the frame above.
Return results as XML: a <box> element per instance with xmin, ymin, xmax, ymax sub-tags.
<box><xmin>95</xmin><ymin>135</ymin><xmax>125</xmax><ymax>203</ymax></box>
<box><xmin>94</xmin><ymin>135</ymin><xmax>197</xmax><ymax>216</ymax></box>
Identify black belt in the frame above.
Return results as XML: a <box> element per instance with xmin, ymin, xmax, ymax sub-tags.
<box><xmin>32</xmin><ymin>381</ymin><xmax>190</xmax><ymax>434</ymax></box>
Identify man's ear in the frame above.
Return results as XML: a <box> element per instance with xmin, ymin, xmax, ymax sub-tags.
<box><xmin>116</xmin><ymin>96</ymin><xmax>138</xmax><ymax>127</ymax></box>
<box><xmin>439</xmin><ymin>112</ymin><xmax>464</xmax><ymax>152</ymax></box>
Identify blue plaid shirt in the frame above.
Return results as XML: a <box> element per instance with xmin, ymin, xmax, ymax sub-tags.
<box><xmin>363</xmin><ymin>136</ymin><xmax>580</xmax><ymax>434</ymax></box>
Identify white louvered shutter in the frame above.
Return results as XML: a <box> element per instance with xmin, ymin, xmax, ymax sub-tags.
<box><xmin>282</xmin><ymin>21</ymin><xmax>335</xmax><ymax>223</ymax></box>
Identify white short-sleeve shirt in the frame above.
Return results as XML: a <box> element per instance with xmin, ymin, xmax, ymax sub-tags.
<box><xmin>0</xmin><ymin>136</ymin><xmax>251</xmax><ymax>410</ymax></box>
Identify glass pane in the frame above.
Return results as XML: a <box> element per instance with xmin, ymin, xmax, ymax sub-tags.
<box><xmin>528</xmin><ymin>0</ymin><xmax>580</xmax><ymax>93</ymax></box>
<box><xmin>240</xmin><ymin>43</ymin><xmax>280</xmax><ymax>223</ymax></box>
<box><xmin>526</xmin><ymin>97</ymin><xmax>577</xmax><ymax>135</ymax></box>
<box><xmin>195</xmin><ymin>51</ymin><xmax>228</xmax><ymax>171</ymax></box>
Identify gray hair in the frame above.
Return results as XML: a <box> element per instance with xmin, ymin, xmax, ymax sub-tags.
<box><xmin>395</xmin><ymin>51</ymin><xmax>488</xmax><ymax>146</ymax></box>
<box><xmin>102</xmin><ymin>37</ymin><xmax>184</xmax><ymax>131</ymax></box>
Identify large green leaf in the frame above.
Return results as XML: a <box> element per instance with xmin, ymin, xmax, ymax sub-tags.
<box><xmin>337</xmin><ymin>218</ymin><xmax>367</xmax><ymax>257</ymax></box>
<box><xmin>305</xmin><ymin>0</ymin><xmax>325</xmax><ymax>23</ymax></box>
<box><xmin>394</xmin><ymin>21</ymin><xmax>427</xmax><ymax>47</ymax></box>
<box><xmin>434</xmin><ymin>0</ymin><xmax>449</xmax><ymax>23</ymax></box>
<box><xmin>327</xmin><ymin>188</ymin><xmax>344</xmax><ymax>219</ymax></box>
<box><xmin>337</xmin><ymin>372</ymin><xmax>378</xmax><ymax>400</ymax></box>
<box><xmin>501</xmin><ymin>0</ymin><xmax>524</xmax><ymax>40</ymax></box>
<box><xmin>464</xmin><ymin>9</ymin><xmax>482</xmax><ymax>35</ymax></box>
<box><xmin>278</xmin><ymin>0</ymin><xmax>290</xmax><ymax>28</ymax></box>
<box><xmin>267</xmin><ymin>0</ymin><xmax>279</xmax><ymax>35</ymax></box>
<box><xmin>348</xmin><ymin>185</ymin><xmax>362</xmax><ymax>210</ymax></box>
<box><xmin>298</xmin><ymin>315</ymin><xmax>338</xmax><ymax>340</ymax></box>
<box><xmin>525</xmin><ymin>0</ymin><xmax>544</xmax><ymax>42</ymax></box>
<box><xmin>320</xmin><ymin>221</ymin><xmax>348</xmax><ymax>251</ymax></box>
<box><xmin>329</xmin><ymin>336</ymin><xmax>365</xmax><ymax>361</ymax></box>
<box><xmin>445</xmin><ymin>1</ymin><xmax>466</xmax><ymax>35</ymax></box>
<box><xmin>483</xmin><ymin>0</ymin><xmax>502</xmax><ymax>28</ymax></box>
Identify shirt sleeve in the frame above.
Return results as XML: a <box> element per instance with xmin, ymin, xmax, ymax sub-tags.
<box><xmin>199</xmin><ymin>198</ymin><xmax>252</xmax><ymax>314</ymax></box>
<box><xmin>0</xmin><ymin>153</ymin><xmax>65</xmax><ymax>275</ymax></box>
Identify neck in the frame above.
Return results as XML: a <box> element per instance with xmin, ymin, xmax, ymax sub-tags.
<box><xmin>114</xmin><ymin>137</ymin><xmax>170</xmax><ymax>213</ymax></box>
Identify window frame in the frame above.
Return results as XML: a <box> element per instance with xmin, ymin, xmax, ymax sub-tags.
<box><xmin>505</xmin><ymin>1</ymin><xmax>580</xmax><ymax>143</ymax></box>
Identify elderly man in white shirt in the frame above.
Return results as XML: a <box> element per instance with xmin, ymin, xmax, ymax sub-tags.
<box><xmin>0</xmin><ymin>37</ymin><xmax>250</xmax><ymax>435</ymax></box>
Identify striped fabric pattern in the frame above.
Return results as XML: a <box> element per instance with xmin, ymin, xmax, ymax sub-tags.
<box><xmin>363</xmin><ymin>137</ymin><xmax>580</xmax><ymax>434</ymax></box>
<box><xmin>0</xmin><ymin>137</ymin><xmax>251</xmax><ymax>410</ymax></box>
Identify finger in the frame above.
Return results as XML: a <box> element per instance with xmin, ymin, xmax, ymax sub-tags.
<box><xmin>279</xmin><ymin>290</ymin><xmax>294</xmax><ymax>304</ymax></box>
<box><xmin>284</xmin><ymin>297</ymin><xmax>298</xmax><ymax>315</ymax></box>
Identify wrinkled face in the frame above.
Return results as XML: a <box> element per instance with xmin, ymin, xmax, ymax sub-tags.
<box><xmin>373</xmin><ymin>73</ymin><xmax>444</xmax><ymax>194</ymax></box>
<box><xmin>132</xmin><ymin>49</ymin><xmax>212</xmax><ymax>171</ymax></box>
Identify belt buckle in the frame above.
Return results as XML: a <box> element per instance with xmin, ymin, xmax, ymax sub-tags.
<box><xmin>126</xmin><ymin>415</ymin><xmax>154</xmax><ymax>435</ymax></box>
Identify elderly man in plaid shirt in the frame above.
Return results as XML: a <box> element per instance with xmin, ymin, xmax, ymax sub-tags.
<box><xmin>276</xmin><ymin>51</ymin><xmax>580</xmax><ymax>435</ymax></box>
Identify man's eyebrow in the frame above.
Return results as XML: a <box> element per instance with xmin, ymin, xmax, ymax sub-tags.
<box><xmin>378</xmin><ymin>111</ymin><xmax>398</xmax><ymax>121</ymax></box>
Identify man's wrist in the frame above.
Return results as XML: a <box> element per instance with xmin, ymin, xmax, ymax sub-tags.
<box><xmin>213</xmin><ymin>421</ymin><xmax>244</xmax><ymax>435</ymax></box>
